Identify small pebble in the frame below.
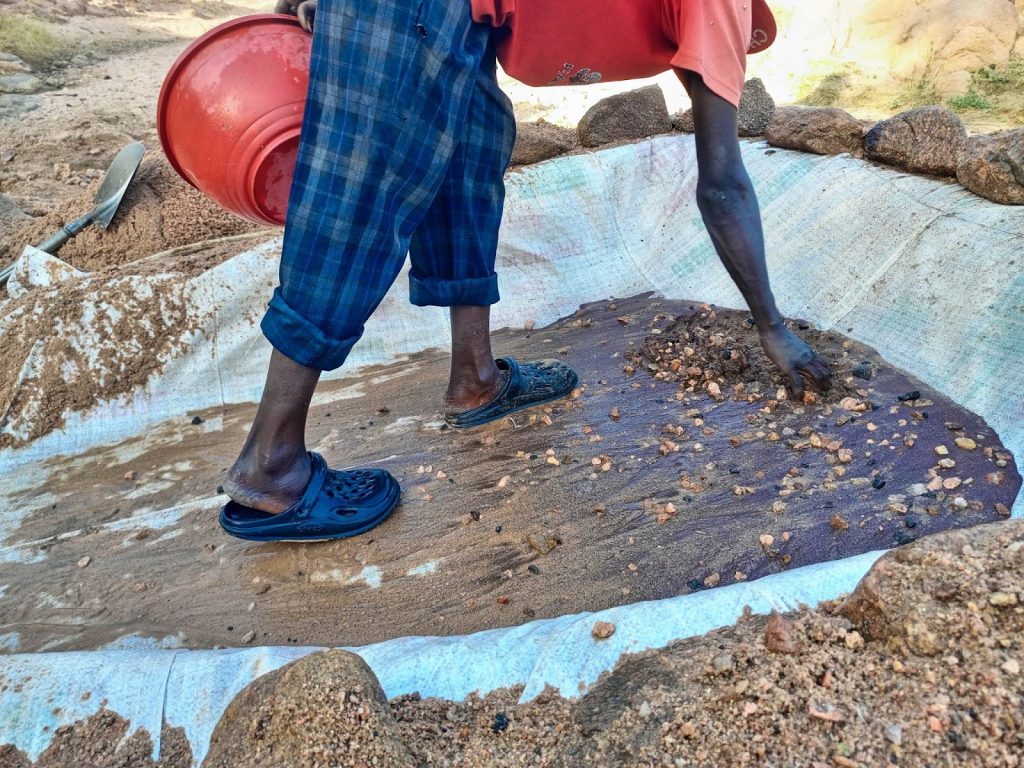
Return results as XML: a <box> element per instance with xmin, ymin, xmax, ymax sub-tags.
<box><xmin>897</xmin><ymin>390</ymin><xmax>920</xmax><ymax>402</ymax></box>
<box><xmin>591</xmin><ymin>621</ymin><xmax>616</xmax><ymax>640</ymax></box>
<box><xmin>895</xmin><ymin>530</ymin><xmax>916</xmax><ymax>545</ymax></box>
<box><xmin>76</xmin><ymin>556</ymin><xmax>91</xmax><ymax>569</ymax></box>
<box><xmin>191</xmin><ymin>416</ymin><xmax>204</xmax><ymax>425</ymax></box>
<box><xmin>955</xmin><ymin>437</ymin><xmax>977</xmax><ymax>451</ymax></box>
<box><xmin>492</xmin><ymin>712</ymin><xmax>510</xmax><ymax>733</ymax></box>
<box><xmin>884</xmin><ymin>724</ymin><xmax>903</xmax><ymax>745</ymax></box>
<box><xmin>240</xmin><ymin>630</ymin><xmax>255</xmax><ymax>644</ymax></box>
<box><xmin>852</xmin><ymin>362</ymin><xmax>873</xmax><ymax>380</ymax></box>
<box><xmin>712</xmin><ymin>654</ymin><xmax>734</xmax><ymax>672</ymax></box>
<box><xmin>988</xmin><ymin>592</ymin><xmax>1018</xmax><ymax>607</ymax></box>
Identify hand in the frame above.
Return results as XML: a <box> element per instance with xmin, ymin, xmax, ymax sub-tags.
<box><xmin>758</xmin><ymin>324</ymin><xmax>832</xmax><ymax>400</ymax></box>
<box><xmin>274</xmin><ymin>0</ymin><xmax>317</xmax><ymax>32</ymax></box>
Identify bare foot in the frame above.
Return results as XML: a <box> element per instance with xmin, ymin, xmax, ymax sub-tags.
<box><xmin>224</xmin><ymin>449</ymin><xmax>312</xmax><ymax>514</ymax></box>
<box><xmin>444</xmin><ymin>363</ymin><xmax>508</xmax><ymax>414</ymax></box>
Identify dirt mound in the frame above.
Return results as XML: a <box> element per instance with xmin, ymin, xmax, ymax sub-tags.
<box><xmin>0</xmin><ymin>272</ymin><xmax>192</xmax><ymax>448</ymax></box>
<box><xmin>1</xmin><ymin>154</ymin><xmax>269</xmax><ymax>272</ymax></box>
<box><xmin>0</xmin><ymin>711</ymin><xmax>191</xmax><ymax>768</ymax></box>
<box><xmin>204</xmin><ymin>650</ymin><xmax>414</xmax><ymax>768</ymax></box>
<box><xmin>389</xmin><ymin>521</ymin><xmax>1023</xmax><ymax>767</ymax></box>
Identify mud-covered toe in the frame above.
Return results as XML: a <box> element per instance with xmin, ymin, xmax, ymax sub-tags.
<box><xmin>446</xmin><ymin>357</ymin><xmax>579</xmax><ymax>429</ymax></box>
<box><xmin>219</xmin><ymin>452</ymin><xmax>400</xmax><ymax>542</ymax></box>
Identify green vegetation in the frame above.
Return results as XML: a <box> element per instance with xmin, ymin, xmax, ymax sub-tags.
<box><xmin>889</xmin><ymin>77</ymin><xmax>941</xmax><ymax>111</ymax></box>
<box><xmin>969</xmin><ymin>56</ymin><xmax>1024</xmax><ymax>96</ymax></box>
<box><xmin>943</xmin><ymin>57</ymin><xmax>1024</xmax><ymax>117</ymax></box>
<box><xmin>947</xmin><ymin>92</ymin><xmax>993</xmax><ymax>111</ymax></box>
<box><xmin>800</xmin><ymin>72</ymin><xmax>849</xmax><ymax>108</ymax></box>
<box><xmin>0</xmin><ymin>15</ymin><xmax>70</xmax><ymax>69</ymax></box>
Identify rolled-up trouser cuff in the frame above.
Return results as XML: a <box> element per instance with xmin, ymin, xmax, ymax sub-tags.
<box><xmin>261</xmin><ymin>288</ymin><xmax>361</xmax><ymax>371</ymax></box>
<box><xmin>409</xmin><ymin>273</ymin><xmax>500</xmax><ymax>308</ymax></box>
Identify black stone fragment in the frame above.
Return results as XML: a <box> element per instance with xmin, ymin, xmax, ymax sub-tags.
<box><xmin>897</xmin><ymin>390</ymin><xmax>921</xmax><ymax>402</ymax></box>
<box><xmin>852</xmin><ymin>362</ymin><xmax>873</xmax><ymax>381</ymax></box>
<box><xmin>872</xmin><ymin>476</ymin><xmax>886</xmax><ymax>490</ymax></box>
<box><xmin>492</xmin><ymin>712</ymin><xmax>510</xmax><ymax>733</ymax></box>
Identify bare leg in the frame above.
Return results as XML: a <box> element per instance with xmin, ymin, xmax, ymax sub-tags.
<box><xmin>224</xmin><ymin>350</ymin><xmax>319</xmax><ymax>514</ymax></box>
<box><xmin>680</xmin><ymin>70</ymin><xmax>831</xmax><ymax>398</ymax></box>
<box><xmin>445</xmin><ymin>305</ymin><xmax>506</xmax><ymax>411</ymax></box>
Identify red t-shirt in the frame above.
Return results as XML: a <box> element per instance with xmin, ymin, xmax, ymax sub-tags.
<box><xmin>471</xmin><ymin>0</ymin><xmax>777</xmax><ymax>107</ymax></box>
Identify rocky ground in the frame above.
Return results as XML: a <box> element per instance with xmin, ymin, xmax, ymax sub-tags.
<box><xmin>3</xmin><ymin>519</ymin><xmax>1019</xmax><ymax>767</ymax></box>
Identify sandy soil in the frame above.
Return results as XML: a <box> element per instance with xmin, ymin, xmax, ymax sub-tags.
<box><xmin>0</xmin><ymin>296</ymin><xmax>1016</xmax><ymax>655</ymax></box>
<box><xmin>0</xmin><ymin>0</ymin><xmax>270</xmax><ymax>271</ymax></box>
<box><xmin>5</xmin><ymin>519</ymin><xmax>1018</xmax><ymax>767</ymax></box>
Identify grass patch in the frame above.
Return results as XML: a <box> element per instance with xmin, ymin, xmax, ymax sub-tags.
<box><xmin>889</xmin><ymin>78</ymin><xmax>941</xmax><ymax>111</ymax></box>
<box><xmin>969</xmin><ymin>56</ymin><xmax>1024</xmax><ymax>96</ymax></box>
<box><xmin>0</xmin><ymin>15</ymin><xmax>70</xmax><ymax>69</ymax></box>
<box><xmin>947</xmin><ymin>92</ymin><xmax>993</xmax><ymax>111</ymax></box>
<box><xmin>800</xmin><ymin>72</ymin><xmax>849</xmax><ymax>107</ymax></box>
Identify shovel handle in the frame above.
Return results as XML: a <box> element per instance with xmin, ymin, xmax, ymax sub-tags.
<box><xmin>36</xmin><ymin>212</ymin><xmax>95</xmax><ymax>254</ymax></box>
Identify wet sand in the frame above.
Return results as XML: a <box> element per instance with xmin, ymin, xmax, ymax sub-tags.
<box><xmin>0</xmin><ymin>296</ymin><xmax>1017</xmax><ymax>654</ymax></box>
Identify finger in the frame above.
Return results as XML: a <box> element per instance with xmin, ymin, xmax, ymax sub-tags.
<box><xmin>787</xmin><ymin>368</ymin><xmax>805</xmax><ymax>400</ymax></box>
<box><xmin>297</xmin><ymin>2</ymin><xmax>315</xmax><ymax>31</ymax></box>
<box><xmin>274</xmin><ymin>0</ymin><xmax>294</xmax><ymax>14</ymax></box>
<box><xmin>811</xmin><ymin>358</ymin><xmax>833</xmax><ymax>389</ymax></box>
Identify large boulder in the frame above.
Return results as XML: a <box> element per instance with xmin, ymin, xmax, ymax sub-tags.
<box><xmin>0</xmin><ymin>73</ymin><xmax>43</xmax><ymax>95</ymax></box>
<box><xmin>663</xmin><ymin>79</ymin><xmax>775</xmax><ymax>138</ymax></box>
<box><xmin>840</xmin><ymin>521</ymin><xmax>1024</xmax><ymax>657</ymax></box>
<box><xmin>511</xmin><ymin>120</ymin><xmax>576</xmax><ymax>166</ymax></box>
<box><xmin>765</xmin><ymin>106</ymin><xmax>864</xmax><ymax>156</ymax></box>
<box><xmin>577</xmin><ymin>85</ymin><xmax>673</xmax><ymax>148</ymax></box>
<box><xmin>203</xmin><ymin>650</ymin><xmax>414</xmax><ymax>768</ymax></box>
<box><xmin>671</xmin><ymin>109</ymin><xmax>694</xmax><ymax>134</ymax></box>
<box><xmin>957</xmin><ymin>129</ymin><xmax>1024</xmax><ymax>205</ymax></box>
<box><xmin>736</xmin><ymin>78</ymin><xmax>775</xmax><ymax>137</ymax></box>
<box><xmin>864</xmin><ymin>106</ymin><xmax>967</xmax><ymax>176</ymax></box>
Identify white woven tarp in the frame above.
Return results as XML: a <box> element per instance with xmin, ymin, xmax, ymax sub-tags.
<box><xmin>1</xmin><ymin>135</ymin><xmax>1021</xmax><ymax>762</ymax></box>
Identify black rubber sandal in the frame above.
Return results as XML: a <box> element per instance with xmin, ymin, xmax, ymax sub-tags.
<box><xmin>219</xmin><ymin>452</ymin><xmax>400</xmax><ymax>542</ymax></box>
<box><xmin>445</xmin><ymin>357</ymin><xmax>579</xmax><ymax>429</ymax></box>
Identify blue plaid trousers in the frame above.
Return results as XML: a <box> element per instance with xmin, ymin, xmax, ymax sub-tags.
<box><xmin>261</xmin><ymin>0</ymin><xmax>516</xmax><ymax>371</ymax></box>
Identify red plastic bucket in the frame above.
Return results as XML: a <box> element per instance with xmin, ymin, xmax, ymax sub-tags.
<box><xmin>157</xmin><ymin>14</ymin><xmax>311</xmax><ymax>226</ymax></box>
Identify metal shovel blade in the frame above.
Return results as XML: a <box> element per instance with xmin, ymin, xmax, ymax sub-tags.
<box><xmin>0</xmin><ymin>142</ymin><xmax>145</xmax><ymax>285</ymax></box>
<box><xmin>91</xmin><ymin>141</ymin><xmax>146</xmax><ymax>231</ymax></box>
<box><xmin>32</xmin><ymin>141</ymin><xmax>146</xmax><ymax>256</ymax></box>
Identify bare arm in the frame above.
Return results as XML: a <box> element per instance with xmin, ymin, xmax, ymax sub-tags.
<box><xmin>680</xmin><ymin>70</ymin><xmax>831</xmax><ymax>398</ymax></box>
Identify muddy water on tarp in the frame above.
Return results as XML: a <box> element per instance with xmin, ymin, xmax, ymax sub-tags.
<box><xmin>0</xmin><ymin>296</ymin><xmax>1018</xmax><ymax>654</ymax></box>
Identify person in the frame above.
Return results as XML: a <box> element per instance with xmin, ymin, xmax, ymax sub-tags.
<box><xmin>220</xmin><ymin>0</ymin><xmax>831</xmax><ymax>543</ymax></box>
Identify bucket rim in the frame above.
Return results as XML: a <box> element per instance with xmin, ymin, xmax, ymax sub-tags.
<box><xmin>156</xmin><ymin>13</ymin><xmax>309</xmax><ymax>188</ymax></box>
